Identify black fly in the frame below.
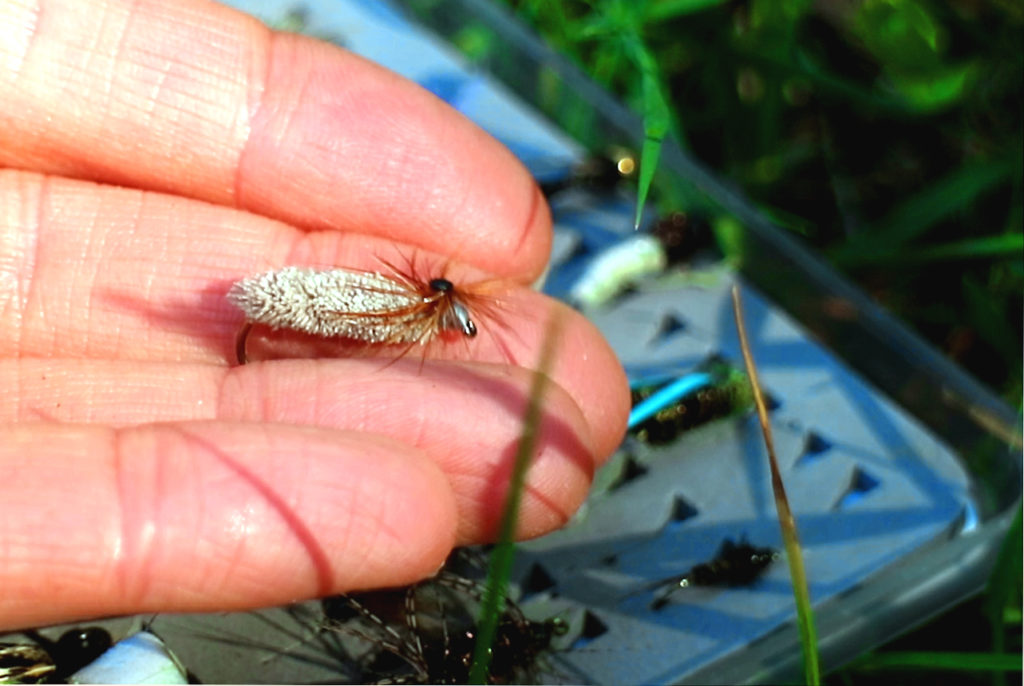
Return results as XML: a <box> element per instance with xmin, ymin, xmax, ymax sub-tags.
<box><xmin>321</xmin><ymin>555</ymin><xmax>566</xmax><ymax>684</ymax></box>
<box><xmin>0</xmin><ymin>627</ymin><xmax>112</xmax><ymax>683</ymax></box>
<box><xmin>647</xmin><ymin>538</ymin><xmax>779</xmax><ymax>610</ymax></box>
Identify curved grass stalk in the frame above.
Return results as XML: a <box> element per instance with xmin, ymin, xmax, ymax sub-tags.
<box><xmin>732</xmin><ymin>284</ymin><xmax>821</xmax><ymax>686</ymax></box>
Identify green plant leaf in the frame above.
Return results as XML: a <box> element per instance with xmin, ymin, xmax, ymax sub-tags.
<box><xmin>873</xmin><ymin>157</ymin><xmax>1013</xmax><ymax>245</ymax></box>
<box><xmin>633</xmin><ymin>44</ymin><xmax>669</xmax><ymax>229</ymax></box>
<box><xmin>749</xmin><ymin>0</ymin><xmax>814</xmax><ymax>37</ymax></box>
<box><xmin>712</xmin><ymin>215</ymin><xmax>747</xmax><ymax>264</ymax></box>
<box><xmin>854</xmin><ymin>0</ymin><xmax>945</xmax><ymax>70</ymax></box>
<box><xmin>915</xmin><ymin>234</ymin><xmax>1024</xmax><ymax>261</ymax></box>
<box><xmin>830</xmin><ymin>156</ymin><xmax>1015</xmax><ymax>266</ymax></box>
<box><xmin>848</xmin><ymin>650</ymin><xmax>1023</xmax><ymax>673</ymax></box>
<box><xmin>834</xmin><ymin>234</ymin><xmax>1023</xmax><ymax>265</ymax></box>
<box><xmin>644</xmin><ymin>0</ymin><xmax>729</xmax><ymax>22</ymax></box>
<box><xmin>983</xmin><ymin>505</ymin><xmax>1023</xmax><ymax>640</ymax></box>
<box><xmin>885</xmin><ymin>61</ymin><xmax>978</xmax><ymax>112</ymax></box>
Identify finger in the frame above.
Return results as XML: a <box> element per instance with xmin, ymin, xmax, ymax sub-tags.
<box><xmin>217</xmin><ymin>300</ymin><xmax>629</xmax><ymax>462</ymax></box>
<box><xmin>0</xmin><ymin>0</ymin><xmax>550</xmax><ymax>278</ymax></box>
<box><xmin>0</xmin><ymin>172</ymin><xmax>528</xmax><ymax>362</ymax></box>
<box><xmin>0</xmin><ymin>421</ymin><xmax>458</xmax><ymax>631</ymax></box>
<box><xmin>2</xmin><ymin>358</ymin><xmax>605</xmax><ymax>543</ymax></box>
<box><xmin>1</xmin><ymin>173</ymin><xmax>631</xmax><ymax>459</ymax></box>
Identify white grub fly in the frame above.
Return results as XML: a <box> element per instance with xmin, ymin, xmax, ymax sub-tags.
<box><xmin>227</xmin><ymin>260</ymin><xmax>501</xmax><ymax>365</ymax></box>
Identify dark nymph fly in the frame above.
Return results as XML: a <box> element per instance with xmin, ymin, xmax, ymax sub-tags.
<box><xmin>646</xmin><ymin>538</ymin><xmax>779</xmax><ymax>610</ymax></box>
<box><xmin>321</xmin><ymin>557</ymin><xmax>567</xmax><ymax>684</ymax></box>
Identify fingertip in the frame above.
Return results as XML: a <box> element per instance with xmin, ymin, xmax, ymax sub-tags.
<box><xmin>508</xmin><ymin>181</ymin><xmax>554</xmax><ymax>283</ymax></box>
<box><xmin>342</xmin><ymin>431</ymin><xmax>460</xmax><ymax>587</ymax></box>
<box><xmin>557</xmin><ymin>305</ymin><xmax>631</xmax><ymax>461</ymax></box>
<box><xmin>473</xmin><ymin>294</ymin><xmax>630</xmax><ymax>463</ymax></box>
<box><xmin>113</xmin><ymin>422</ymin><xmax>462</xmax><ymax>607</ymax></box>
<box><xmin>239</xmin><ymin>32</ymin><xmax>552</xmax><ymax>281</ymax></box>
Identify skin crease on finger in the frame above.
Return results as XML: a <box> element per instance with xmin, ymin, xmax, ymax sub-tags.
<box><xmin>0</xmin><ymin>422</ymin><xmax>460</xmax><ymax>630</ymax></box>
<box><xmin>2</xmin><ymin>356</ymin><xmax>601</xmax><ymax>543</ymax></box>
<box><xmin>0</xmin><ymin>0</ymin><xmax>552</xmax><ymax>280</ymax></box>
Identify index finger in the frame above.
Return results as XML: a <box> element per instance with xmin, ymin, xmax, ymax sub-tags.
<box><xmin>0</xmin><ymin>0</ymin><xmax>550</xmax><ymax>280</ymax></box>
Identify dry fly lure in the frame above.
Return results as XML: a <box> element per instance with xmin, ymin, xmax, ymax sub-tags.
<box><xmin>227</xmin><ymin>262</ymin><xmax>495</xmax><ymax>365</ymax></box>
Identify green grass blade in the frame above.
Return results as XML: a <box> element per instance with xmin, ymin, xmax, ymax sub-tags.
<box><xmin>644</xmin><ymin>0</ymin><xmax>729</xmax><ymax>22</ymax></box>
<box><xmin>732</xmin><ymin>285</ymin><xmax>820</xmax><ymax>686</ymax></box>
<box><xmin>632</xmin><ymin>43</ymin><xmax>669</xmax><ymax>230</ymax></box>
<box><xmin>912</xmin><ymin>234</ymin><xmax>1024</xmax><ymax>261</ymax></box>
<box><xmin>635</xmin><ymin>134</ymin><xmax>664</xmax><ymax>230</ymax></box>
<box><xmin>468</xmin><ymin>312</ymin><xmax>565</xmax><ymax>684</ymax></box>
<box><xmin>830</xmin><ymin>157</ymin><xmax>1015</xmax><ymax>266</ymax></box>
<box><xmin>875</xmin><ymin>156</ymin><xmax>1011</xmax><ymax>244</ymax></box>
<box><xmin>981</xmin><ymin>503</ymin><xmax>1023</xmax><ymax>686</ymax></box>
<box><xmin>832</xmin><ymin>233</ymin><xmax>1024</xmax><ymax>265</ymax></box>
<box><xmin>984</xmin><ymin>505</ymin><xmax>1023</xmax><ymax>639</ymax></box>
<box><xmin>848</xmin><ymin>651</ymin><xmax>1023</xmax><ymax>673</ymax></box>
<box><xmin>1004</xmin><ymin>605</ymin><xmax>1023</xmax><ymax>625</ymax></box>
<box><xmin>961</xmin><ymin>275</ymin><xmax>1024</xmax><ymax>387</ymax></box>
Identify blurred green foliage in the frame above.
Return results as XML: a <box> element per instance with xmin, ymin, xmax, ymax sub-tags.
<box><xmin>502</xmin><ymin>0</ymin><xmax>1023</xmax><ymax>406</ymax></box>
<box><xmin>495</xmin><ymin>1</ymin><xmax>1022</xmax><ymax>682</ymax></box>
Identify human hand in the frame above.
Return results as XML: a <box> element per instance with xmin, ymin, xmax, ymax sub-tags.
<box><xmin>0</xmin><ymin>0</ymin><xmax>629</xmax><ymax>630</ymax></box>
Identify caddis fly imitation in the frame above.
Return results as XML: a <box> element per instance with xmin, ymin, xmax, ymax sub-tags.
<box><xmin>227</xmin><ymin>261</ymin><xmax>498</xmax><ymax>365</ymax></box>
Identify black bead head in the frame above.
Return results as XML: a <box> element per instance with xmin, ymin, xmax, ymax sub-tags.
<box><xmin>429</xmin><ymin>278</ymin><xmax>454</xmax><ymax>293</ymax></box>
